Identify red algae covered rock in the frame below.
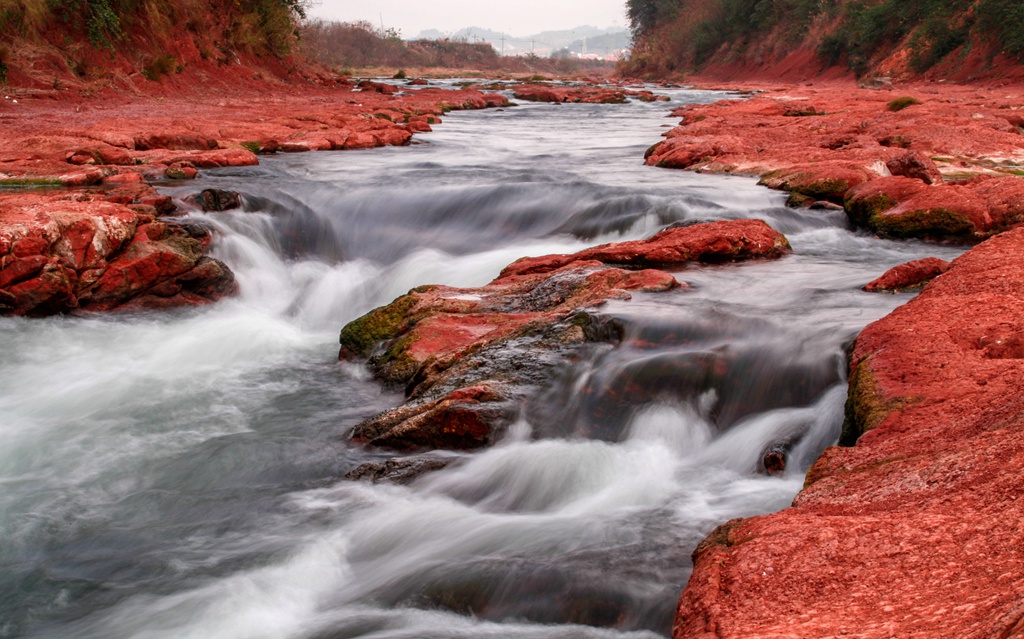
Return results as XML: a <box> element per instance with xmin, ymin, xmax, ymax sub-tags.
<box><xmin>512</xmin><ymin>84</ymin><xmax>665</xmax><ymax>105</ymax></box>
<box><xmin>863</xmin><ymin>256</ymin><xmax>950</xmax><ymax>292</ymax></box>
<box><xmin>885</xmin><ymin>150</ymin><xmax>943</xmax><ymax>185</ymax></box>
<box><xmin>758</xmin><ymin>162</ymin><xmax>875</xmax><ymax>203</ymax></box>
<box><xmin>0</xmin><ymin>192</ymin><xmax>235</xmax><ymax>315</ymax></box>
<box><xmin>501</xmin><ymin>219</ymin><xmax>790</xmax><ymax>278</ymax></box>
<box><xmin>674</xmin><ymin>227</ymin><xmax>1024</xmax><ymax>639</ymax></box>
<box><xmin>343</xmin><ymin>220</ymin><xmax>791</xmax><ymax>451</ymax></box>
<box><xmin>844</xmin><ymin>175</ymin><xmax>1024</xmax><ymax>240</ymax></box>
<box><xmin>844</xmin><ymin>176</ymin><xmax>987</xmax><ymax>240</ymax></box>
<box><xmin>646</xmin><ymin>83</ymin><xmax>1024</xmax><ymax>240</ymax></box>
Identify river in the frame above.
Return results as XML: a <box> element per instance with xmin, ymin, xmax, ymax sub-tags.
<box><xmin>0</xmin><ymin>84</ymin><xmax>963</xmax><ymax>638</ymax></box>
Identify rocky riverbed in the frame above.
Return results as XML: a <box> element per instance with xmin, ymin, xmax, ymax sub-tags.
<box><xmin>2</xmin><ymin>74</ymin><xmax>1023</xmax><ymax>639</ymax></box>
<box><xmin>642</xmin><ymin>78</ymin><xmax>1024</xmax><ymax>639</ymax></box>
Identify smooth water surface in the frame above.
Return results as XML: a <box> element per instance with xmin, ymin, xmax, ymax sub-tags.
<box><xmin>0</xmin><ymin>84</ymin><xmax>964</xmax><ymax>639</ymax></box>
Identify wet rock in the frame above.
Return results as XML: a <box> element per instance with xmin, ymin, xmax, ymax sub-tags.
<box><xmin>501</xmin><ymin>219</ymin><xmax>790</xmax><ymax>278</ymax></box>
<box><xmin>885</xmin><ymin>150</ymin><xmax>943</xmax><ymax>185</ymax></box>
<box><xmin>342</xmin><ymin>220</ymin><xmax>791</xmax><ymax>451</ymax></box>
<box><xmin>675</xmin><ymin>227</ymin><xmax>1024</xmax><ymax>639</ymax></box>
<box><xmin>863</xmin><ymin>257</ymin><xmax>950</xmax><ymax>292</ymax></box>
<box><xmin>512</xmin><ymin>84</ymin><xmax>661</xmax><ymax>105</ymax></box>
<box><xmin>186</xmin><ymin>188</ymin><xmax>242</xmax><ymax>212</ymax></box>
<box><xmin>357</xmin><ymin>80</ymin><xmax>397</xmax><ymax>94</ymax></box>
<box><xmin>344</xmin><ymin>455</ymin><xmax>453</xmax><ymax>484</ymax></box>
<box><xmin>844</xmin><ymin>176</ymin><xmax>986</xmax><ymax>240</ymax></box>
<box><xmin>164</xmin><ymin>162</ymin><xmax>198</xmax><ymax>180</ymax></box>
<box><xmin>0</xmin><ymin>193</ymin><xmax>236</xmax><ymax>316</ymax></box>
<box><xmin>758</xmin><ymin>163</ymin><xmax>874</xmax><ymax>204</ymax></box>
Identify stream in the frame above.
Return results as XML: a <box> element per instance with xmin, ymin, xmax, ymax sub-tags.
<box><xmin>0</xmin><ymin>83</ymin><xmax>964</xmax><ymax>638</ymax></box>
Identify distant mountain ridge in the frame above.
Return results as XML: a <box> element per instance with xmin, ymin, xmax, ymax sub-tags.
<box><xmin>415</xmin><ymin>25</ymin><xmax>629</xmax><ymax>57</ymax></box>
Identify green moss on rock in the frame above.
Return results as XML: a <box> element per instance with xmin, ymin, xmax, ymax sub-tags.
<box><xmin>872</xmin><ymin>207</ymin><xmax>974</xmax><ymax>239</ymax></box>
<box><xmin>339</xmin><ymin>293</ymin><xmax>418</xmax><ymax>358</ymax></box>
<box><xmin>844</xmin><ymin>192</ymin><xmax>897</xmax><ymax>228</ymax></box>
<box><xmin>841</xmin><ymin>358</ymin><xmax>903</xmax><ymax>446</ymax></box>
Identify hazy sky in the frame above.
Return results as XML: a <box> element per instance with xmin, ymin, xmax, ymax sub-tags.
<box><xmin>306</xmin><ymin>0</ymin><xmax>629</xmax><ymax>37</ymax></box>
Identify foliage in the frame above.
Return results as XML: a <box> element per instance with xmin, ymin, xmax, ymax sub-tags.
<box><xmin>814</xmin><ymin>0</ymin><xmax>972</xmax><ymax>75</ymax></box>
<box><xmin>977</xmin><ymin>0</ymin><xmax>1024</xmax><ymax>58</ymax></box>
<box><xmin>887</xmin><ymin>96</ymin><xmax>921</xmax><ymax>112</ymax></box>
<box><xmin>300</xmin><ymin>20</ymin><xmax>503</xmax><ymax>70</ymax></box>
<box><xmin>625</xmin><ymin>0</ymin><xmax>1021</xmax><ymax>77</ymax></box>
<box><xmin>141</xmin><ymin>53</ymin><xmax>177</xmax><ymax>80</ymax></box>
<box><xmin>0</xmin><ymin>0</ymin><xmax>306</xmax><ymax>57</ymax></box>
<box><xmin>46</xmin><ymin>0</ymin><xmax>123</xmax><ymax>48</ymax></box>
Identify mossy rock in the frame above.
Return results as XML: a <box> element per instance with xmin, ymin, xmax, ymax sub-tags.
<box><xmin>798</xmin><ymin>177</ymin><xmax>855</xmax><ymax>202</ymax></box>
<box><xmin>844</xmin><ymin>192</ymin><xmax>896</xmax><ymax>229</ymax></box>
<box><xmin>840</xmin><ymin>357</ymin><xmax>909</xmax><ymax>446</ymax></box>
<box><xmin>871</xmin><ymin>207</ymin><xmax>974</xmax><ymax>239</ymax></box>
<box><xmin>339</xmin><ymin>293</ymin><xmax>418</xmax><ymax>358</ymax></box>
<box><xmin>369</xmin><ymin>330</ymin><xmax>423</xmax><ymax>386</ymax></box>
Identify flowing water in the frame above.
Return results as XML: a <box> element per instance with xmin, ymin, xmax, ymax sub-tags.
<box><xmin>0</xmin><ymin>84</ymin><xmax>964</xmax><ymax>638</ymax></box>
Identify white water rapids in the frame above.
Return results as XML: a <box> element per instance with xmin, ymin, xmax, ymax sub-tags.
<box><xmin>0</xmin><ymin>84</ymin><xmax>964</xmax><ymax>638</ymax></box>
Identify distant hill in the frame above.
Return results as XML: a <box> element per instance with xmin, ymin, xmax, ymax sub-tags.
<box><xmin>621</xmin><ymin>0</ymin><xmax>1024</xmax><ymax>81</ymax></box>
<box><xmin>415</xmin><ymin>25</ymin><xmax>628</xmax><ymax>57</ymax></box>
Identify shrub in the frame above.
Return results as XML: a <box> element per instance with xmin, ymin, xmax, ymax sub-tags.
<box><xmin>977</xmin><ymin>0</ymin><xmax>1024</xmax><ymax>58</ymax></box>
<box><xmin>887</xmin><ymin>96</ymin><xmax>921</xmax><ymax>112</ymax></box>
<box><xmin>392</xmin><ymin>69</ymin><xmax>406</xmax><ymax>79</ymax></box>
<box><xmin>142</xmin><ymin>54</ymin><xmax>177</xmax><ymax>81</ymax></box>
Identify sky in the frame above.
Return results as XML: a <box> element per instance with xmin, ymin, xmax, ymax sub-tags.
<box><xmin>306</xmin><ymin>0</ymin><xmax>629</xmax><ymax>38</ymax></box>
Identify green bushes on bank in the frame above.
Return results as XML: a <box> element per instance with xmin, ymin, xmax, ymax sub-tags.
<box><xmin>0</xmin><ymin>0</ymin><xmax>306</xmax><ymax>57</ymax></box>
<box><xmin>625</xmin><ymin>0</ymin><xmax>1024</xmax><ymax>78</ymax></box>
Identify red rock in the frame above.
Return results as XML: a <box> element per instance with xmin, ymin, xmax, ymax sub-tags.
<box><xmin>65</xmin><ymin>146</ymin><xmax>134</xmax><ymax>166</ymax></box>
<box><xmin>966</xmin><ymin>175</ymin><xmax>1024</xmax><ymax>233</ymax></box>
<box><xmin>844</xmin><ymin>176</ymin><xmax>989</xmax><ymax>240</ymax></box>
<box><xmin>102</xmin><ymin>172</ymin><xmax>144</xmax><ymax>184</ymax></box>
<box><xmin>758</xmin><ymin>162</ymin><xmax>875</xmax><ymax>202</ymax></box>
<box><xmin>511</xmin><ymin>84</ymin><xmax>641</xmax><ymax>105</ymax></box>
<box><xmin>863</xmin><ymin>256</ymin><xmax>950</xmax><ymax>292</ymax></box>
<box><xmin>133</xmin><ymin>148</ymin><xmax>259</xmax><ymax>168</ymax></box>
<box><xmin>500</xmin><ymin>219</ymin><xmax>790</xmax><ymax>278</ymax></box>
<box><xmin>1</xmin><ymin>193</ymin><xmax>233</xmax><ymax>315</ymax></box>
<box><xmin>674</xmin><ymin>227</ymin><xmax>1024</xmax><ymax>639</ymax></box>
<box><xmin>343</xmin><ymin>220</ymin><xmax>791</xmax><ymax>450</ymax></box>
<box><xmin>885</xmin><ymin>150</ymin><xmax>943</xmax><ymax>184</ymax></box>
<box><xmin>645</xmin><ymin>83</ymin><xmax>1024</xmax><ymax>209</ymax></box>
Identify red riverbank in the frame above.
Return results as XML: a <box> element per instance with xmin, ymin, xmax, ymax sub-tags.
<box><xmin>0</xmin><ymin>81</ymin><xmax>508</xmax><ymax>315</ymax></box>
<box><xmin>655</xmin><ymin>78</ymin><xmax>1024</xmax><ymax>639</ymax></box>
<box><xmin>648</xmin><ymin>79</ymin><xmax>1024</xmax><ymax>240</ymax></box>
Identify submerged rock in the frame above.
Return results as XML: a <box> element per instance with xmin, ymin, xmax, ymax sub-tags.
<box><xmin>186</xmin><ymin>188</ymin><xmax>242</xmax><ymax>212</ymax></box>
<box><xmin>341</xmin><ymin>220</ymin><xmax>791</xmax><ymax>451</ymax></box>
<box><xmin>344</xmin><ymin>455</ymin><xmax>453</xmax><ymax>484</ymax></box>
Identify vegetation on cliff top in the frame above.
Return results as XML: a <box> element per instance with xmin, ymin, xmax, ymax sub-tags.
<box><xmin>0</xmin><ymin>0</ymin><xmax>306</xmax><ymax>61</ymax></box>
<box><xmin>623</xmin><ymin>0</ymin><xmax>1024</xmax><ymax>78</ymax></box>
